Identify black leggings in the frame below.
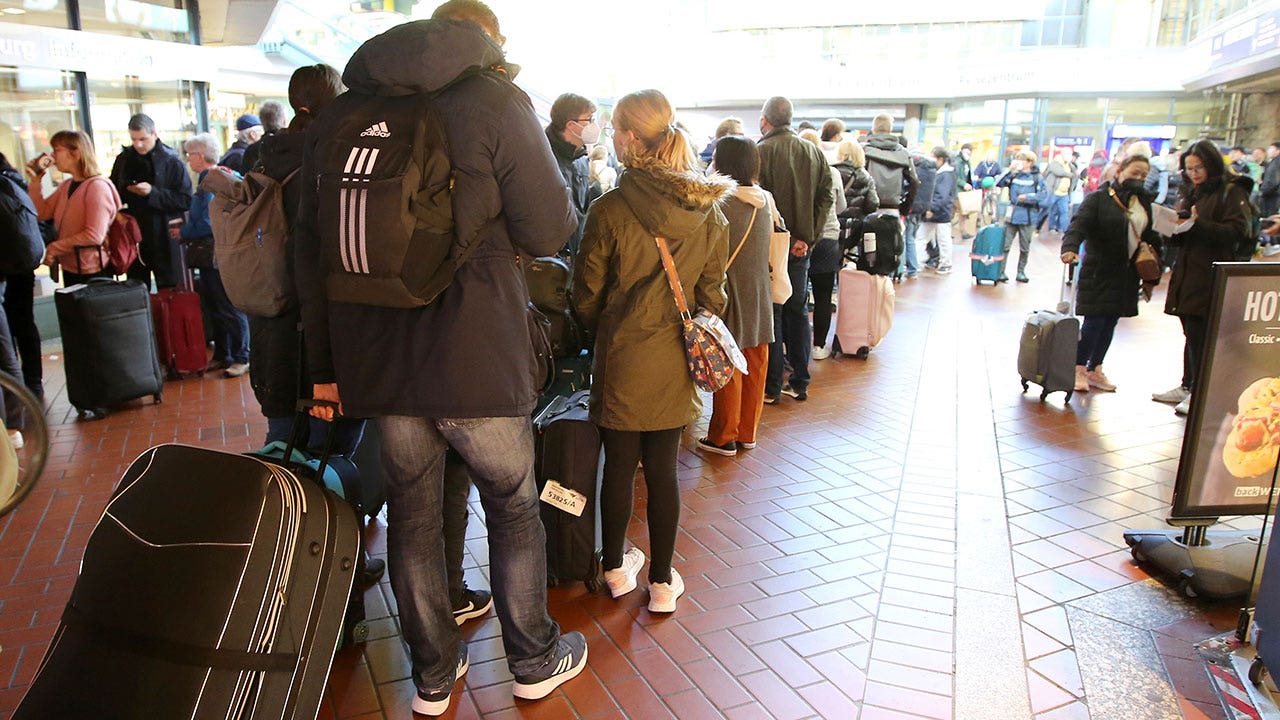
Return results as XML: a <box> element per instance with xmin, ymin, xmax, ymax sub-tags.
<box><xmin>600</xmin><ymin>426</ymin><xmax>683</xmax><ymax>584</ymax></box>
<box><xmin>811</xmin><ymin>271</ymin><xmax>836</xmax><ymax>349</ymax></box>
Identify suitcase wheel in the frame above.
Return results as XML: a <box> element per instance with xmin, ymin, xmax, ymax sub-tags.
<box><xmin>1064</xmin><ymin>390</ymin><xmax>1073</xmax><ymax>404</ymax></box>
<box><xmin>346</xmin><ymin>619</ymin><xmax>369</xmax><ymax>645</ymax></box>
<box><xmin>1250</xmin><ymin>657</ymin><xmax>1268</xmax><ymax>685</ymax></box>
<box><xmin>1021</xmin><ymin>379</ymin><xmax>1029</xmax><ymax>392</ymax></box>
<box><xmin>1039</xmin><ymin>389</ymin><xmax>1049</xmax><ymax>402</ymax></box>
<box><xmin>585</xmin><ymin>576</ymin><xmax>602</xmax><ymax>594</ymax></box>
<box><xmin>153</xmin><ymin>394</ymin><xmax>163</xmax><ymax>404</ymax></box>
<box><xmin>854</xmin><ymin>347</ymin><xmax>870</xmax><ymax>360</ymax></box>
<box><xmin>76</xmin><ymin>407</ymin><xmax>107</xmax><ymax>421</ymax></box>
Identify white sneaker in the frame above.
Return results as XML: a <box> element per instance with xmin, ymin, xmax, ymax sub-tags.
<box><xmin>648</xmin><ymin>569</ymin><xmax>685</xmax><ymax>613</ymax></box>
<box><xmin>812</xmin><ymin>345</ymin><xmax>830</xmax><ymax>361</ymax></box>
<box><xmin>7</xmin><ymin>430</ymin><xmax>22</xmax><ymax>450</ymax></box>
<box><xmin>604</xmin><ymin>547</ymin><xmax>645</xmax><ymax>598</ymax></box>
<box><xmin>1175</xmin><ymin>394</ymin><xmax>1191</xmax><ymax>416</ymax></box>
<box><xmin>1153</xmin><ymin>385</ymin><xmax>1190</xmax><ymax>404</ymax></box>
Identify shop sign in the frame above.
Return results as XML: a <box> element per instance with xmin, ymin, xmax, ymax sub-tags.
<box><xmin>0</xmin><ymin>20</ymin><xmax>212</xmax><ymax>81</ymax></box>
<box><xmin>1113</xmin><ymin>124</ymin><xmax>1177</xmax><ymax>139</ymax></box>
<box><xmin>1172</xmin><ymin>263</ymin><xmax>1280</xmax><ymax>519</ymax></box>
<box><xmin>1209</xmin><ymin>10</ymin><xmax>1280</xmax><ymax>69</ymax></box>
<box><xmin>1053</xmin><ymin>136</ymin><xmax>1093</xmax><ymax>146</ymax></box>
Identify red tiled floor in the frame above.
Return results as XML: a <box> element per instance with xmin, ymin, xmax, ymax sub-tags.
<box><xmin>0</xmin><ymin>230</ymin><xmax>1253</xmax><ymax>719</ymax></box>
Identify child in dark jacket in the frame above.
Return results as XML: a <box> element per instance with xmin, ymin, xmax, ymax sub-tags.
<box><xmin>995</xmin><ymin>150</ymin><xmax>1046</xmax><ymax>282</ymax></box>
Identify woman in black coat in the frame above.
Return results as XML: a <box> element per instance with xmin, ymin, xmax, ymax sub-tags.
<box><xmin>1060</xmin><ymin>152</ymin><xmax>1160</xmax><ymax>394</ymax></box>
<box><xmin>1152</xmin><ymin>138</ymin><xmax>1253</xmax><ymax>415</ymax></box>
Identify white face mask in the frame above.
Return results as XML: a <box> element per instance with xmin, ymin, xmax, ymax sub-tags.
<box><xmin>578</xmin><ymin>121</ymin><xmax>601</xmax><ymax>146</ymax></box>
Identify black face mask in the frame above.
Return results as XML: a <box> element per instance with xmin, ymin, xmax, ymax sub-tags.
<box><xmin>1120</xmin><ymin>179</ymin><xmax>1145</xmax><ymax>195</ymax></box>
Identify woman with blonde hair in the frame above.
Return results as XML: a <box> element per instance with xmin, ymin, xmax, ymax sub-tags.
<box><xmin>27</xmin><ymin>130</ymin><xmax>122</xmax><ymax>285</ymax></box>
<box><xmin>574</xmin><ymin>89</ymin><xmax>734</xmax><ymax>613</ymax></box>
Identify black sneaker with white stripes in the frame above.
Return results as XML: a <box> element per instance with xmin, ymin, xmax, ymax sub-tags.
<box><xmin>411</xmin><ymin>644</ymin><xmax>468</xmax><ymax>716</ymax></box>
<box><xmin>452</xmin><ymin>588</ymin><xmax>493</xmax><ymax>626</ymax></box>
<box><xmin>511</xmin><ymin>631</ymin><xmax>588</xmax><ymax>700</ymax></box>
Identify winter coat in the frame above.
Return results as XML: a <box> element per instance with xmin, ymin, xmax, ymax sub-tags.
<box><xmin>909</xmin><ymin>155</ymin><xmax>936</xmax><ymax>216</ymax></box>
<box><xmin>294</xmin><ymin>19</ymin><xmax>577</xmax><ymax>418</ymax></box>
<box><xmin>720</xmin><ymin>186</ymin><xmax>774</xmax><ymax>349</ymax></box>
<box><xmin>219</xmin><ymin>140</ymin><xmax>250</xmax><ymax>175</ymax></box>
<box><xmin>573</xmin><ymin>157</ymin><xmax>733</xmax><ymax>431</ymax></box>
<box><xmin>1144</xmin><ymin>165</ymin><xmax>1183</xmax><ymax>210</ymax></box>
<box><xmin>758</xmin><ymin>127</ymin><xmax>833</xmax><ymax>248</ymax></box>
<box><xmin>954</xmin><ymin>152</ymin><xmax>973</xmax><ymax>191</ymax></box>
<box><xmin>1165</xmin><ymin>176</ymin><xmax>1253</xmax><ymax>319</ymax></box>
<box><xmin>1261</xmin><ymin>159</ymin><xmax>1280</xmax><ymax>217</ymax></box>
<box><xmin>810</xmin><ymin>166</ymin><xmax>847</xmax><ymax>275</ymax></box>
<box><xmin>546</xmin><ymin>125</ymin><xmax>590</xmax><ymax>256</ymax></box>
<box><xmin>864</xmin><ymin>133</ymin><xmax>919</xmax><ymax>212</ymax></box>
<box><xmin>1042</xmin><ymin>161</ymin><xmax>1077</xmax><ymax>197</ymax></box>
<box><xmin>928</xmin><ymin>164</ymin><xmax>957</xmax><ymax>223</ymax></box>
<box><xmin>1061</xmin><ymin>182</ymin><xmax>1160</xmax><ymax>318</ymax></box>
<box><xmin>29</xmin><ymin>175</ymin><xmax>121</xmax><ymax>275</ymax></box>
<box><xmin>110</xmin><ymin>139</ymin><xmax>192</xmax><ymax>276</ymax></box>
<box><xmin>996</xmin><ymin>167</ymin><xmax>1045</xmax><ymax>225</ymax></box>
<box><xmin>834</xmin><ymin>163</ymin><xmax>879</xmax><ymax>251</ymax></box>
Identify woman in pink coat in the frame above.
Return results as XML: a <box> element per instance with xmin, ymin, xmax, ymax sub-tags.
<box><xmin>27</xmin><ymin>130</ymin><xmax>121</xmax><ymax>285</ymax></box>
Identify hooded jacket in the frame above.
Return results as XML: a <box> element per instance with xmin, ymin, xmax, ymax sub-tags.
<box><xmin>996</xmin><ymin>166</ymin><xmax>1045</xmax><ymax>225</ymax></box>
<box><xmin>294</xmin><ymin>19</ymin><xmax>576</xmax><ymax>418</ymax></box>
<box><xmin>545</xmin><ymin>125</ymin><xmax>590</xmax><ymax>256</ymax></box>
<box><xmin>720</xmin><ymin>184</ymin><xmax>775</xmax><ymax>349</ymax></box>
<box><xmin>573</xmin><ymin>157</ymin><xmax>733</xmax><ymax>431</ymax></box>
<box><xmin>1061</xmin><ymin>181</ymin><xmax>1160</xmax><ymax>318</ymax></box>
<box><xmin>928</xmin><ymin>163</ymin><xmax>957</xmax><ymax>223</ymax></box>
<box><xmin>758</xmin><ymin>127</ymin><xmax>833</xmax><ymax>248</ymax></box>
<box><xmin>909</xmin><ymin>155</ymin><xmax>936</xmax><ymax>217</ymax></box>
<box><xmin>1043</xmin><ymin>160</ymin><xmax>1077</xmax><ymax>197</ymax></box>
<box><xmin>1165</xmin><ymin>175</ymin><xmax>1253</xmax><ymax>318</ymax></box>
<box><xmin>863</xmin><ymin>133</ymin><xmax>920</xmax><ymax>212</ymax></box>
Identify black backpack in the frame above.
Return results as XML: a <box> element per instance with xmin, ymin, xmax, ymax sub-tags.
<box><xmin>313</xmin><ymin>78</ymin><xmax>495</xmax><ymax>309</ymax></box>
<box><xmin>852</xmin><ymin>211</ymin><xmax>904</xmax><ymax>276</ymax></box>
<box><xmin>0</xmin><ymin>174</ymin><xmax>45</xmax><ymax>275</ymax></box>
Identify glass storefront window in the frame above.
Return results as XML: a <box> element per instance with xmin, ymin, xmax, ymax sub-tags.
<box><xmin>79</xmin><ymin>0</ymin><xmax>192</xmax><ymax>44</ymax></box>
<box><xmin>950</xmin><ymin>100</ymin><xmax>1005</xmax><ymax>125</ymax></box>
<box><xmin>0</xmin><ymin>65</ymin><xmax>79</xmax><ymax>170</ymax></box>
<box><xmin>85</xmin><ymin>75</ymin><xmax>196</xmax><ymax>171</ymax></box>
<box><xmin>1106</xmin><ymin>97</ymin><xmax>1173</xmax><ymax>124</ymax></box>
<box><xmin>1042</xmin><ymin>98</ymin><xmax>1106</xmax><ymax>126</ymax></box>
<box><xmin>0</xmin><ymin>0</ymin><xmax>68</xmax><ymax>28</ymax></box>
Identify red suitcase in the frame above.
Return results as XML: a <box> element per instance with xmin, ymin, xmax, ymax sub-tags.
<box><xmin>151</xmin><ymin>287</ymin><xmax>206</xmax><ymax>376</ymax></box>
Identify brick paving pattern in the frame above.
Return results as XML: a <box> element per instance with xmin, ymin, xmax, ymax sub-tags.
<box><xmin>0</xmin><ymin>233</ymin><xmax>1257</xmax><ymax>719</ymax></box>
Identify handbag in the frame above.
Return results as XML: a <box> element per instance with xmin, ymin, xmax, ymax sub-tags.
<box><xmin>765</xmin><ymin>192</ymin><xmax>793</xmax><ymax>304</ymax></box>
<box><xmin>654</xmin><ymin>236</ymin><xmax>748</xmax><ymax>393</ymax></box>
<box><xmin>1134</xmin><ymin>241</ymin><xmax>1161</xmax><ymax>283</ymax></box>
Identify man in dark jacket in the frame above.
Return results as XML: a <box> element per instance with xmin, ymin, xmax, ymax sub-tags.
<box><xmin>110</xmin><ymin>113</ymin><xmax>192</xmax><ymax>289</ymax></box>
<box><xmin>544</xmin><ymin>92</ymin><xmax>596</xmax><ymax>258</ymax></box>
<box><xmin>758</xmin><ymin>95</ymin><xmax>833</xmax><ymax>402</ymax></box>
<box><xmin>241</xmin><ymin>100</ymin><xmax>287</xmax><ymax>173</ymax></box>
<box><xmin>1260</xmin><ymin>142</ymin><xmax>1280</xmax><ymax>218</ymax></box>
<box><xmin>905</xmin><ymin>148</ymin><xmax>936</xmax><ymax>275</ymax></box>
<box><xmin>863</xmin><ymin>114</ymin><xmax>919</xmax><ymax>213</ymax></box>
<box><xmin>923</xmin><ymin>147</ymin><xmax>957</xmax><ymax>273</ymax></box>
<box><xmin>218</xmin><ymin>113</ymin><xmax>263</xmax><ymax>174</ymax></box>
<box><xmin>294</xmin><ymin>3</ymin><xmax>587</xmax><ymax>715</ymax></box>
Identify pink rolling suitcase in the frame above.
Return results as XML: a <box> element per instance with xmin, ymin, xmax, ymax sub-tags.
<box><xmin>833</xmin><ymin>266</ymin><xmax>895</xmax><ymax>359</ymax></box>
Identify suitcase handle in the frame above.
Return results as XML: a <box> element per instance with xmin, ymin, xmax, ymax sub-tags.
<box><xmin>283</xmin><ymin>399</ymin><xmax>344</xmax><ymax>485</ymax></box>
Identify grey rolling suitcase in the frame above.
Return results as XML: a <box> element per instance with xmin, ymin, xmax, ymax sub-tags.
<box><xmin>13</xmin><ymin>444</ymin><xmax>361</xmax><ymax>720</ymax></box>
<box><xmin>1017</xmin><ymin>265</ymin><xmax>1079</xmax><ymax>402</ymax></box>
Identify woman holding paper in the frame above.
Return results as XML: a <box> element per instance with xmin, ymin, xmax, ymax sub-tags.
<box><xmin>1061</xmin><ymin>151</ymin><xmax>1160</xmax><ymax>394</ymax></box>
<box><xmin>1155</xmin><ymin>139</ymin><xmax>1253</xmax><ymax>416</ymax></box>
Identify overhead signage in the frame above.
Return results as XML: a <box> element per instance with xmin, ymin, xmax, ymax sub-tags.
<box><xmin>1209</xmin><ymin>10</ymin><xmax>1280</xmax><ymax>69</ymax></box>
<box><xmin>1173</xmin><ymin>263</ymin><xmax>1280</xmax><ymax>518</ymax></box>
<box><xmin>1112</xmin><ymin>124</ymin><xmax>1178</xmax><ymax>139</ymax></box>
<box><xmin>1053</xmin><ymin>136</ymin><xmax>1094</xmax><ymax>146</ymax></box>
<box><xmin>0</xmin><ymin>20</ymin><xmax>212</xmax><ymax>82</ymax></box>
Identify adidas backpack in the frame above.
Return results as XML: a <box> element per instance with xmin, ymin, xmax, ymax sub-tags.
<box><xmin>200</xmin><ymin>168</ymin><xmax>297</xmax><ymax>317</ymax></box>
<box><xmin>311</xmin><ymin>88</ymin><xmax>485</xmax><ymax>309</ymax></box>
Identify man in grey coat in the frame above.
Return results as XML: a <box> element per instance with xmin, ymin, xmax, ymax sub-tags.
<box><xmin>294</xmin><ymin>2</ymin><xmax>587</xmax><ymax>715</ymax></box>
<box><xmin>758</xmin><ymin>95</ymin><xmax>833</xmax><ymax>402</ymax></box>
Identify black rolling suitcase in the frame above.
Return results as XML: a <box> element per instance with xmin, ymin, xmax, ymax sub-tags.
<box><xmin>54</xmin><ymin>278</ymin><xmax>164</xmax><ymax>418</ymax></box>
<box><xmin>533</xmin><ymin>389</ymin><xmax>602</xmax><ymax>591</ymax></box>
<box><xmin>13</xmin><ymin>443</ymin><xmax>361</xmax><ymax>720</ymax></box>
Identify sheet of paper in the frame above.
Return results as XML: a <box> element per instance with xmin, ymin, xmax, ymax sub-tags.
<box><xmin>1151</xmin><ymin>204</ymin><xmax>1187</xmax><ymax>236</ymax></box>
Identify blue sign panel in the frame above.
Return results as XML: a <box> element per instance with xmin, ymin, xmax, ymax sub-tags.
<box><xmin>1053</xmin><ymin>136</ymin><xmax>1094</xmax><ymax>146</ymax></box>
<box><xmin>1210</xmin><ymin>10</ymin><xmax>1280</xmax><ymax>68</ymax></box>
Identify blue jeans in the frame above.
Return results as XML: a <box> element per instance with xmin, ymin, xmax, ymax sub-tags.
<box><xmin>902</xmin><ymin>215</ymin><xmax>921</xmax><ymax>275</ymax></box>
<box><xmin>378</xmin><ymin>415</ymin><xmax>560</xmax><ymax>695</ymax></box>
<box><xmin>1049</xmin><ymin>195</ymin><xmax>1070</xmax><ymax>232</ymax></box>
<box><xmin>766</xmin><ymin>253</ymin><xmax>812</xmax><ymax>395</ymax></box>
<box><xmin>196</xmin><ymin>267</ymin><xmax>249</xmax><ymax>364</ymax></box>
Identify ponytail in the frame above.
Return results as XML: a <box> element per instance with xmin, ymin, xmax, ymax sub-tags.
<box><xmin>614</xmin><ymin>90</ymin><xmax>698</xmax><ymax>174</ymax></box>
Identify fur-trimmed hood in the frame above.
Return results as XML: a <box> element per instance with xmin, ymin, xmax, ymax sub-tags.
<box><xmin>618</xmin><ymin>156</ymin><xmax>736</xmax><ymax>238</ymax></box>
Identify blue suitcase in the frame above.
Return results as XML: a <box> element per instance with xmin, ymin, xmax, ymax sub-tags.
<box><xmin>970</xmin><ymin>224</ymin><xmax>1005</xmax><ymax>284</ymax></box>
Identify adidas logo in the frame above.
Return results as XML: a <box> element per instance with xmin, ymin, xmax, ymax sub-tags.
<box><xmin>360</xmin><ymin>121</ymin><xmax>391</xmax><ymax>138</ymax></box>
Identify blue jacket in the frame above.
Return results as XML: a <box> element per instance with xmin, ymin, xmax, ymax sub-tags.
<box><xmin>997</xmin><ymin>167</ymin><xmax>1045</xmax><ymax>226</ymax></box>
<box><xmin>179</xmin><ymin>168</ymin><xmax>216</xmax><ymax>241</ymax></box>
<box><xmin>929</xmin><ymin>164</ymin><xmax>957</xmax><ymax>223</ymax></box>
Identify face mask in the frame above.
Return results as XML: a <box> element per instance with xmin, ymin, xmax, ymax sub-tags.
<box><xmin>1121</xmin><ymin>179</ymin><xmax>1145</xmax><ymax>194</ymax></box>
<box><xmin>578</xmin><ymin>122</ymin><xmax>601</xmax><ymax>145</ymax></box>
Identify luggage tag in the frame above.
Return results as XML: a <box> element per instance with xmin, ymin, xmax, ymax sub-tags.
<box><xmin>863</xmin><ymin>232</ymin><xmax>877</xmax><ymax>253</ymax></box>
<box><xmin>540</xmin><ymin>479</ymin><xmax>586</xmax><ymax>517</ymax></box>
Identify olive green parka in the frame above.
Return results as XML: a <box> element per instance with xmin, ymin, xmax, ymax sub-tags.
<box><xmin>573</xmin><ymin>156</ymin><xmax>735</xmax><ymax>431</ymax></box>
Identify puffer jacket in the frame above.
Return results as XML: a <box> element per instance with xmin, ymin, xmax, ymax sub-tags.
<box><xmin>928</xmin><ymin>164</ymin><xmax>956</xmax><ymax>223</ymax></box>
<box><xmin>573</xmin><ymin>157</ymin><xmax>733</xmax><ymax>431</ymax></box>
<box><xmin>909</xmin><ymin>155</ymin><xmax>936</xmax><ymax>216</ymax></box>
<box><xmin>294</xmin><ymin>19</ymin><xmax>576</xmax><ymax>418</ymax></box>
<box><xmin>1165</xmin><ymin>175</ymin><xmax>1252</xmax><ymax>318</ymax></box>
<box><xmin>758</xmin><ymin>127</ymin><xmax>833</xmax><ymax>248</ymax></box>
<box><xmin>864</xmin><ymin>133</ymin><xmax>920</xmax><ymax>212</ymax></box>
<box><xmin>996</xmin><ymin>167</ymin><xmax>1045</xmax><ymax>225</ymax></box>
<box><xmin>1061</xmin><ymin>181</ymin><xmax>1161</xmax><ymax>318</ymax></box>
<box><xmin>834</xmin><ymin>162</ymin><xmax>879</xmax><ymax>218</ymax></box>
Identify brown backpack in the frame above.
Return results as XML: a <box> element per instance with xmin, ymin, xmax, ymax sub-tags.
<box><xmin>200</xmin><ymin>168</ymin><xmax>297</xmax><ymax>317</ymax></box>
